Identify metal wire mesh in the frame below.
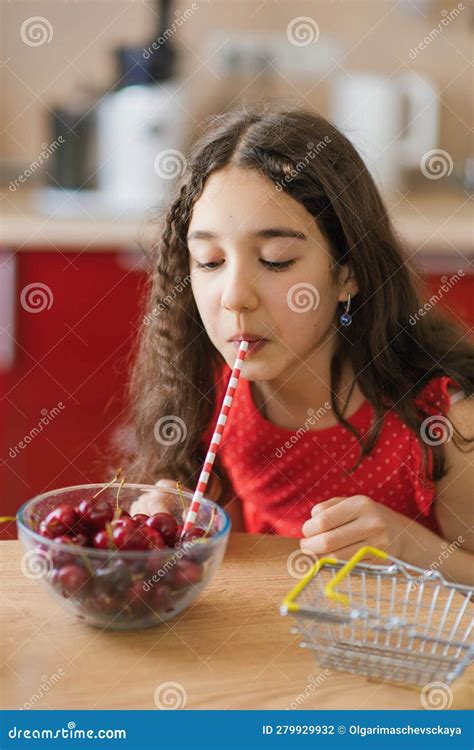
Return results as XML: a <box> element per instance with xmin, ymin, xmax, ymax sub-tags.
<box><xmin>282</xmin><ymin>559</ymin><xmax>474</xmax><ymax>686</ymax></box>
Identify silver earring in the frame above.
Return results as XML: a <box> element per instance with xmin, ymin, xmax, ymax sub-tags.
<box><xmin>340</xmin><ymin>293</ymin><xmax>352</xmax><ymax>326</ymax></box>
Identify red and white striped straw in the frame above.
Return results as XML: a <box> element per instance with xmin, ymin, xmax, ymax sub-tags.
<box><xmin>181</xmin><ymin>340</ymin><xmax>249</xmax><ymax>535</ymax></box>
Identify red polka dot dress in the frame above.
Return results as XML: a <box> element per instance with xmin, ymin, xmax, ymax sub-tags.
<box><xmin>201</xmin><ymin>364</ymin><xmax>463</xmax><ymax>539</ymax></box>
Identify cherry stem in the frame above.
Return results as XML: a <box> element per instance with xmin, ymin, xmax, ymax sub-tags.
<box><xmin>115</xmin><ymin>476</ymin><xmax>126</xmax><ymax>511</ymax></box>
<box><xmin>105</xmin><ymin>521</ymin><xmax>116</xmax><ymax>550</ymax></box>
<box><xmin>203</xmin><ymin>508</ymin><xmax>215</xmax><ymax>538</ymax></box>
<box><xmin>175</xmin><ymin>481</ymin><xmax>186</xmax><ymax>515</ymax></box>
<box><xmin>93</xmin><ymin>468</ymin><xmax>122</xmax><ymax>500</ymax></box>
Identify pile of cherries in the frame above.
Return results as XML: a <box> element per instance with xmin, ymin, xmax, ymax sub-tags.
<box><xmin>35</xmin><ymin>497</ymin><xmax>213</xmax><ymax>622</ymax></box>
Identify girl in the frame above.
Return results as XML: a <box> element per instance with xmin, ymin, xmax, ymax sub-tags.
<box><xmin>128</xmin><ymin>106</ymin><xmax>474</xmax><ymax>585</ymax></box>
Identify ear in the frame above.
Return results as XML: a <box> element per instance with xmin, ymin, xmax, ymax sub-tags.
<box><xmin>337</xmin><ymin>264</ymin><xmax>359</xmax><ymax>303</ymax></box>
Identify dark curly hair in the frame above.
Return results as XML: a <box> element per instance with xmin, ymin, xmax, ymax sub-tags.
<box><xmin>124</xmin><ymin>105</ymin><xmax>474</xmax><ymax>501</ymax></box>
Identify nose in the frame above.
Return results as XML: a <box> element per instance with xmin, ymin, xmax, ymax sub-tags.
<box><xmin>221</xmin><ymin>259</ymin><xmax>259</xmax><ymax>314</ymax></box>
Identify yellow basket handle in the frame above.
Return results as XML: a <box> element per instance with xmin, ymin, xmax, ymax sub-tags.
<box><xmin>324</xmin><ymin>546</ymin><xmax>388</xmax><ymax>605</ymax></box>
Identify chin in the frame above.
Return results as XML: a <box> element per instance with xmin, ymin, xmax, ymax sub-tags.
<box><xmin>237</xmin><ymin>360</ymin><xmax>282</xmax><ymax>382</ymax></box>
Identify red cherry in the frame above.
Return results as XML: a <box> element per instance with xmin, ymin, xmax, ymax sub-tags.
<box><xmin>48</xmin><ymin>567</ymin><xmax>61</xmax><ymax>590</ymax></box>
<box><xmin>182</xmin><ymin>526</ymin><xmax>207</xmax><ymax>544</ymax></box>
<box><xmin>146</xmin><ymin>513</ymin><xmax>178</xmax><ymax>545</ymax></box>
<box><xmin>70</xmin><ymin>532</ymin><xmax>88</xmax><ymax>546</ymax></box>
<box><xmin>125</xmin><ymin>579</ymin><xmax>150</xmax><ymax>613</ymax></box>
<box><xmin>150</xmin><ymin>583</ymin><xmax>172</xmax><ymax>612</ymax></box>
<box><xmin>78</xmin><ymin>498</ymin><xmax>113</xmax><ymax>532</ymax></box>
<box><xmin>50</xmin><ymin>535</ymin><xmax>76</xmax><ymax>566</ymax></box>
<box><xmin>52</xmin><ymin>535</ymin><xmax>74</xmax><ymax>544</ymax></box>
<box><xmin>140</xmin><ymin>526</ymin><xmax>166</xmax><ymax>550</ymax></box>
<box><xmin>115</xmin><ymin>508</ymin><xmax>131</xmax><ymax>519</ymax></box>
<box><xmin>111</xmin><ymin>517</ymin><xmax>136</xmax><ymax>531</ymax></box>
<box><xmin>111</xmin><ymin>526</ymin><xmax>131</xmax><ymax>549</ymax></box>
<box><xmin>94</xmin><ymin>559</ymin><xmax>131</xmax><ymax>594</ymax></box>
<box><xmin>145</xmin><ymin>551</ymin><xmax>166</xmax><ymax>575</ymax></box>
<box><xmin>132</xmin><ymin>513</ymin><xmax>149</xmax><ymax>526</ymax></box>
<box><xmin>58</xmin><ymin>564</ymin><xmax>89</xmax><ymax>597</ymax></box>
<box><xmin>173</xmin><ymin>524</ymin><xmax>184</xmax><ymax>546</ymax></box>
<box><xmin>39</xmin><ymin>521</ymin><xmax>54</xmax><ymax>539</ymax></box>
<box><xmin>43</xmin><ymin>504</ymin><xmax>79</xmax><ymax>538</ymax></box>
<box><xmin>93</xmin><ymin>529</ymin><xmax>114</xmax><ymax>549</ymax></box>
<box><xmin>84</xmin><ymin>590</ymin><xmax>120</xmax><ymax>615</ymax></box>
<box><xmin>112</xmin><ymin>525</ymin><xmax>148</xmax><ymax>551</ymax></box>
<box><xmin>171</xmin><ymin>560</ymin><xmax>203</xmax><ymax>589</ymax></box>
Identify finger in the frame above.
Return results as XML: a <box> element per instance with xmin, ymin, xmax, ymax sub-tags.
<box><xmin>132</xmin><ymin>480</ymin><xmax>194</xmax><ymax>517</ymax></box>
<box><xmin>325</xmin><ymin>542</ymin><xmax>390</xmax><ymax>564</ymax></box>
<box><xmin>311</xmin><ymin>497</ymin><xmax>346</xmax><ymax>516</ymax></box>
<box><xmin>303</xmin><ymin>498</ymin><xmax>361</xmax><ymax>537</ymax></box>
<box><xmin>306</xmin><ymin>542</ymin><xmax>374</xmax><ymax>564</ymax></box>
<box><xmin>299</xmin><ymin>518</ymin><xmax>367</xmax><ymax>557</ymax></box>
<box><xmin>129</xmin><ymin>493</ymin><xmax>169</xmax><ymax>517</ymax></box>
<box><xmin>311</xmin><ymin>495</ymin><xmax>369</xmax><ymax>517</ymax></box>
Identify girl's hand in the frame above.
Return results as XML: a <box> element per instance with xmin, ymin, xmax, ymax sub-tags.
<box><xmin>130</xmin><ymin>476</ymin><xmax>222</xmax><ymax>517</ymax></box>
<box><xmin>300</xmin><ymin>495</ymin><xmax>408</xmax><ymax>561</ymax></box>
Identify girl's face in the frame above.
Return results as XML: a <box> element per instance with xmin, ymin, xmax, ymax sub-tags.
<box><xmin>188</xmin><ymin>165</ymin><xmax>357</xmax><ymax>381</ymax></box>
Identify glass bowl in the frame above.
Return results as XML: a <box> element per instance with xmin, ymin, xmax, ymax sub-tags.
<box><xmin>16</xmin><ymin>483</ymin><xmax>230</xmax><ymax>631</ymax></box>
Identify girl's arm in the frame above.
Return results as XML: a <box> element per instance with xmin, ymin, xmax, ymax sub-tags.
<box><xmin>432</xmin><ymin>395</ymin><xmax>474</xmax><ymax>552</ymax></box>
<box><xmin>300</xmin><ymin>397</ymin><xmax>474</xmax><ymax>585</ymax></box>
<box><xmin>395</xmin><ymin>395</ymin><xmax>474</xmax><ymax>584</ymax></box>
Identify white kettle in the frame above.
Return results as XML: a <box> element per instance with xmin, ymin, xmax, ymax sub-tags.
<box><xmin>329</xmin><ymin>73</ymin><xmax>440</xmax><ymax>195</ymax></box>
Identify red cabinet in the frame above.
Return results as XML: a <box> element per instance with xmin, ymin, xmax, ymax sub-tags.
<box><xmin>424</xmin><ymin>272</ymin><xmax>474</xmax><ymax>330</ymax></box>
<box><xmin>0</xmin><ymin>250</ymin><xmax>146</xmax><ymax>539</ymax></box>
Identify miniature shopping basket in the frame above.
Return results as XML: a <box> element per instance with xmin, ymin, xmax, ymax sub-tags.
<box><xmin>280</xmin><ymin>546</ymin><xmax>474</xmax><ymax>687</ymax></box>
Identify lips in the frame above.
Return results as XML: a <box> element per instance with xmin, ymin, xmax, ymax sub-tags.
<box><xmin>230</xmin><ymin>339</ymin><xmax>267</xmax><ymax>355</ymax></box>
<box><xmin>227</xmin><ymin>333</ymin><xmax>267</xmax><ymax>343</ymax></box>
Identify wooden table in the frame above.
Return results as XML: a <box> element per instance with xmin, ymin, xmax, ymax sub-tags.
<box><xmin>0</xmin><ymin>534</ymin><xmax>471</xmax><ymax>710</ymax></box>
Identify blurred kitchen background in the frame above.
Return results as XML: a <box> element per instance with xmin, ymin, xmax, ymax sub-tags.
<box><xmin>0</xmin><ymin>0</ymin><xmax>472</xmax><ymax>537</ymax></box>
